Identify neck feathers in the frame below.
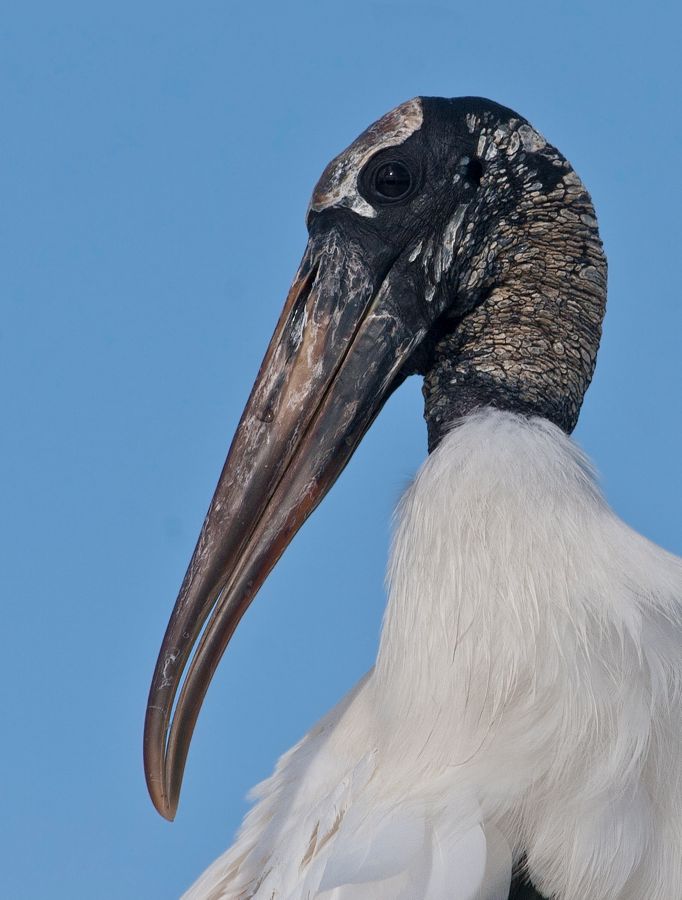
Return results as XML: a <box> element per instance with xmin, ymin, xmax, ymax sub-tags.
<box><xmin>374</xmin><ymin>409</ymin><xmax>682</xmax><ymax>898</ymax></box>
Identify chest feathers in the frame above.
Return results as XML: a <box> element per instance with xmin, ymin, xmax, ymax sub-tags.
<box><xmin>374</xmin><ymin>409</ymin><xmax>682</xmax><ymax>899</ymax></box>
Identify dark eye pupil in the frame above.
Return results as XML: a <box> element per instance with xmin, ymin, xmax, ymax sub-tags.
<box><xmin>374</xmin><ymin>161</ymin><xmax>412</xmax><ymax>199</ymax></box>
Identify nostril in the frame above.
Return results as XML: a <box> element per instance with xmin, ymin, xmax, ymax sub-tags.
<box><xmin>466</xmin><ymin>157</ymin><xmax>484</xmax><ymax>186</ymax></box>
<box><xmin>306</xmin><ymin>208</ymin><xmax>320</xmax><ymax>230</ymax></box>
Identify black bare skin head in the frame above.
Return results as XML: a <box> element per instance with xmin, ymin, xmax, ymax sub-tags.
<box><xmin>309</xmin><ymin>96</ymin><xmax>607</xmax><ymax>450</ymax></box>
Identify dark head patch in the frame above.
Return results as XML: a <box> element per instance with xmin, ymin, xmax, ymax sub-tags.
<box><xmin>309</xmin><ymin>98</ymin><xmax>424</xmax><ymax>218</ymax></box>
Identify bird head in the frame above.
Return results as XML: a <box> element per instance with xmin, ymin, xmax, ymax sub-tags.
<box><xmin>144</xmin><ymin>96</ymin><xmax>607</xmax><ymax>819</ymax></box>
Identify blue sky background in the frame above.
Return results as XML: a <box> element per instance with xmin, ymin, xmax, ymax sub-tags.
<box><xmin>2</xmin><ymin>2</ymin><xmax>680</xmax><ymax>897</ymax></box>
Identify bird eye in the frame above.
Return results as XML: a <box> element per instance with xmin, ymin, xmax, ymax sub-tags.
<box><xmin>372</xmin><ymin>161</ymin><xmax>413</xmax><ymax>200</ymax></box>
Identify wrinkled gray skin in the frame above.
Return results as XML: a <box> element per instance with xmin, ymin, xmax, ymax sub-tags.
<box><xmin>309</xmin><ymin>96</ymin><xmax>606</xmax><ymax>451</ymax></box>
<box><xmin>417</xmin><ymin>103</ymin><xmax>606</xmax><ymax>451</ymax></box>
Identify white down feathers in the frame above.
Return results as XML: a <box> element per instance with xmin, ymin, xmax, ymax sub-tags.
<box><xmin>184</xmin><ymin>410</ymin><xmax>682</xmax><ymax>900</ymax></box>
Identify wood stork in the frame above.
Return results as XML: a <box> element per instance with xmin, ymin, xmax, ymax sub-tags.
<box><xmin>144</xmin><ymin>97</ymin><xmax>682</xmax><ymax>899</ymax></box>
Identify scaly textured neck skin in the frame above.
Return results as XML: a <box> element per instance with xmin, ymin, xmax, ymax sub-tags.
<box><xmin>422</xmin><ymin>121</ymin><xmax>607</xmax><ymax>451</ymax></box>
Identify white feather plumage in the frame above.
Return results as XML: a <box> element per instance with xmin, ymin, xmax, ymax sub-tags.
<box><xmin>184</xmin><ymin>410</ymin><xmax>682</xmax><ymax>900</ymax></box>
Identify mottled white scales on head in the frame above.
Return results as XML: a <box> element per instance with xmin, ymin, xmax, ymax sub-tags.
<box><xmin>309</xmin><ymin>98</ymin><xmax>423</xmax><ymax>218</ymax></box>
<box><xmin>470</xmin><ymin>113</ymin><xmax>548</xmax><ymax>164</ymax></box>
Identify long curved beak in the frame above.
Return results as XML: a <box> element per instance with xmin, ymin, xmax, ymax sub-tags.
<box><xmin>144</xmin><ymin>228</ymin><xmax>425</xmax><ymax>819</ymax></box>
